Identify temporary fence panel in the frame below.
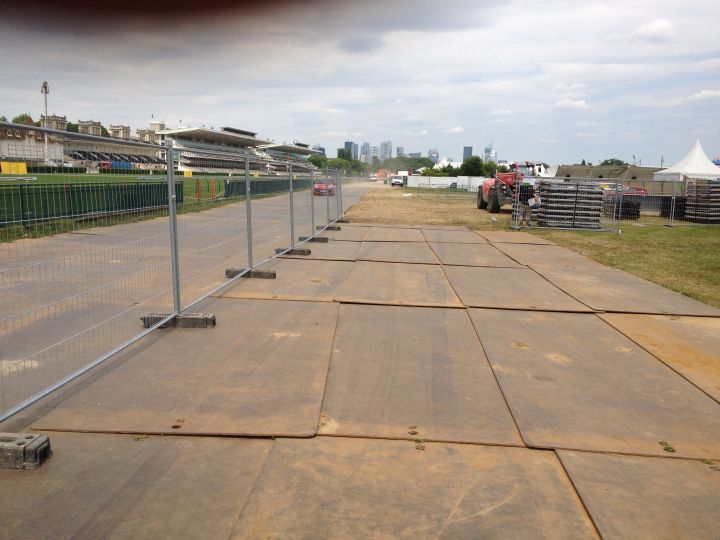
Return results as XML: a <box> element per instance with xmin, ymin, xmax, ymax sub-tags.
<box><xmin>0</xmin><ymin>138</ymin><xmax>348</xmax><ymax>422</ymax></box>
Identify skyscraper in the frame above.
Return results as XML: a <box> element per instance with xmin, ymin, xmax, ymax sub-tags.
<box><xmin>380</xmin><ymin>140</ymin><xmax>392</xmax><ymax>161</ymax></box>
<box><xmin>352</xmin><ymin>143</ymin><xmax>359</xmax><ymax>161</ymax></box>
<box><xmin>344</xmin><ymin>141</ymin><xmax>353</xmax><ymax>158</ymax></box>
<box><xmin>396</xmin><ymin>146</ymin><xmax>405</xmax><ymax>157</ymax></box>
<box><xmin>428</xmin><ymin>149</ymin><xmax>439</xmax><ymax>163</ymax></box>
<box><xmin>360</xmin><ymin>142</ymin><xmax>370</xmax><ymax>160</ymax></box>
<box><xmin>483</xmin><ymin>142</ymin><xmax>496</xmax><ymax>163</ymax></box>
<box><xmin>370</xmin><ymin>146</ymin><xmax>379</xmax><ymax>160</ymax></box>
<box><xmin>463</xmin><ymin>146</ymin><xmax>473</xmax><ymax>160</ymax></box>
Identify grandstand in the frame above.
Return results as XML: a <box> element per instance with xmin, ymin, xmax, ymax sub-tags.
<box><xmin>1</xmin><ymin>121</ymin><xmax>321</xmax><ymax>175</ymax></box>
<box><xmin>0</xmin><ymin>120</ymin><xmax>162</xmax><ymax>173</ymax></box>
<box><xmin>159</xmin><ymin>127</ymin><xmax>320</xmax><ymax>175</ymax></box>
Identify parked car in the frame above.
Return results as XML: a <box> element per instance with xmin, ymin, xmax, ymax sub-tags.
<box><xmin>390</xmin><ymin>174</ymin><xmax>404</xmax><ymax>187</ymax></box>
<box><xmin>312</xmin><ymin>180</ymin><xmax>336</xmax><ymax>196</ymax></box>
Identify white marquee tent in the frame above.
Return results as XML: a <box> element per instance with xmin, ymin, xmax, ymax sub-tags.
<box><xmin>653</xmin><ymin>140</ymin><xmax>720</xmax><ymax>181</ymax></box>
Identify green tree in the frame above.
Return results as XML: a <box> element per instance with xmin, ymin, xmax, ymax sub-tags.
<box><xmin>100</xmin><ymin>125</ymin><xmax>109</xmax><ymax>137</ymax></box>
<box><xmin>459</xmin><ymin>156</ymin><xmax>484</xmax><ymax>176</ymax></box>
<box><xmin>600</xmin><ymin>158</ymin><xmax>627</xmax><ymax>166</ymax></box>
<box><xmin>12</xmin><ymin>113</ymin><xmax>34</xmax><ymax>125</ymax></box>
<box><xmin>0</xmin><ymin>115</ymin><xmax>7</xmax><ymax>122</ymax></box>
<box><xmin>327</xmin><ymin>157</ymin><xmax>351</xmax><ymax>172</ymax></box>
<box><xmin>580</xmin><ymin>159</ymin><xmax>587</xmax><ymax>166</ymax></box>
<box><xmin>66</xmin><ymin>122</ymin><xmax>79</xmax><ymax>133</ymax></box>
<box><xmin>349</xmin><ymin>159</ymin><xmax>368</xmax><ymax>174</ymax></box>
<box><xmin>308</xmin><ymin>154</ymin><xmax>328</xmax><ymax>168</ymax></box>
<box><xmin>337</xmin><ymin>148</ymin><xmax>351</xmax><ymax>161</ymax></box>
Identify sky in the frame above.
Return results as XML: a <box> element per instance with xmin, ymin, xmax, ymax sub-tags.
<box><xmin>1</xmin><ymin>0</ymin><xmax>719</xmax><ymax>165</ymax></box>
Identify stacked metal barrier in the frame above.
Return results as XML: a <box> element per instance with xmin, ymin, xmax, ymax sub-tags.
<box><xmin>535</xmin><ymin>180</ymin><xmax>603</xmax><ymax>229</ymax></box>
<box><xmin>685</xmin><ymin>178</ymin><xmax>720</xmax><ymax>223</ymax></box>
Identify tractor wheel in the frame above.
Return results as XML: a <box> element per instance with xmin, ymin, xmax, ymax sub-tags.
<box><xmin>477</xmin><ymin>191</ymin><xmax>488</xmax><ymax>209</ymax></box>
<box><xmin>488</xmin><ymin>187</ymin><xmax>501</xmax><ymax>213</ymax></box>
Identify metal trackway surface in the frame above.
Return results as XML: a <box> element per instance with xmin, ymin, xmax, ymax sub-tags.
<box><xmin>33</xmin><ymin>299</ymin><xmax>339</xmax><ymax>436</ymax></box>
<box><xmin>318</xmin><ymin>304</ymin><xmax>522</xmax><ymax>445</ymax></box>
<box><xmin>3</xmin><ymin>221</ymin><xmax>720</xmax><ymax>538</ymax></box>
<box><xmin>557</xmin><ymin>451</ymin><xmax>720</xmax><ymax>540</ymax></box>
<box><xmin>493</xmin><ymin>241</ymin><xmax>720</xmax><ymax>316</ymax></box>
<box><xmin>357</xmin><ymin>241</ymin><xmax>441</xmax><ymax>264</ymax></box>
<box><xmin>470</xmin><ymin>308</ymin><xmax>720</xmax><ymax>459</ymax></box>
<box><xmin>599</xmin><ymin>313</ymin><xmax>720</xmax><ymax>402</ymax></box>
<box><xmin>231</xmin><ymin>437</ymin><xmax>599</xmax><ymax>539</ymax></box>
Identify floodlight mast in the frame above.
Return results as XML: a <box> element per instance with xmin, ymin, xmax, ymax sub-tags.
<box><xmin>41</xmin><ymin>81</ymin><xmax>49</xmax><ymax>164</ymax></box>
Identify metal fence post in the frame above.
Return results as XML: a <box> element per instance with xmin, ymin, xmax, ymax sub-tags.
<box><xmin>338</xmin><ymin>170</ymin><xmax>343</xmax><ymax>215</ymax></box>
<box><xmin>289</xmin><ymin>163</ymin><xmax>295</xmax><ymax>248</ymax></box>
<box><xmin>325</xmin><ymin>168</ymin><xmax>330</xmax><ymax>225</ymax></box>
<box><xmin>611</xmin><ymin>181</ymin><xmax>621</xmax><ymax>233</ymax></box>
<box><xmin>336</xmin><ymin>170</ymin><xmax>341</xmax><ymax>218</ymax></box>
<box><xmin>165</xmin><ymin>139</ymin><xmax>181</xmax><ymax>315</ymax></box>
<box><xmin>245</xmin><ymin>157</ymin><xmax>253</xmax><ymax>269</ymax></box>
<box><xmin>310</xmin><ymin>170</ymin><xmax>315</xmax><ymax>233</ymax></box>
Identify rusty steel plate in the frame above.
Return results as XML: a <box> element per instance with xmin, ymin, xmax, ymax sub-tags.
<box><xmin>476</xmin><ymin>231</ymin><xmax>554</xmax><ymax>244</ymax></box>
<box><xmin>421</xmin><ymin>229</ymin><xmax>487</xmax><ymax>244</ymax></box>
<box><xmin>221</xmin><ymin>258</ymin><xmax>354</xmax><ymax>302</ymax></box>
<box><xmin>600</xmin><ymin>314</ymin><xmax>720</xmax><ymax>402</ymax></box>
<box><xmin>469</xmin><ymin>309</ymin><xmax>720</xmax><ymax>459</ymax></box>
<box><xmin>281</xmin><ymin>240</ymin><xmax>359</xmax><ymax>261</ymax></box>
<box><xmin>357</xmin><ymin>241</ymin><xmax>440</xmax><ymax>265</ymax></box>
<box><xmin>363</xmin><ymin>227</ymin><xmax>427</xmax><ymax>242</ymax></box>
<box><xmin>34</xmin><ymin>299</ymin><xmax>339</xmax><ymax>436</ymax></box>
<box><xmin>557</xmin><ymin>451</ymin><xmax>720</xmax><ymax>540</ymax></box>
<box><xmin>319</xmin><ymin>304</ymin><xmax>522</xmax><ymax>445</ymax></box>
<box><xmin>443</xmin><ymin>266</ymin><xmax>592</xmax><ymax>312</ymax></box>
<box><xmin>531</xmin><ymin>263</ymin><xmax>720</xmax><ymax>316</ymax></box>
<box><xmin>318</xmin><ymin>226</ymin><xmax>368</xmax><ymax>241</ymax></box>
<box><xmin>335</xmin><ymin>261</ymin><xmax>462</xmax><ymax>307</ymax></box>
<box><xmin>430</xmin><ymin>242</ymin><xmax>524</xmax><ymax>268</ymax></box>
<box><xmin>0</xmin><ymin>432</ymin><xmax>271</xmax><ymax>538</ymax></box>
<box><xmin>492</xmin><ymin>243</ymin><xmax>588</xmax><ymax>267</ymax></box>
<box><xmin>231</xmin><ymin>437</ymin><xmax>598</xmax><ymax>539</ymax></box>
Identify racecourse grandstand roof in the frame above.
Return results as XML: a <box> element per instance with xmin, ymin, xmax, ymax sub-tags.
<box><xmin>259</xmin><ymin>143</ymin><xmax>321</xmax><ymax>156</ymax></box>
<box><xmin>158</xmin><ymin>127</ymin><xmax>271</xmax><ymax>148</ymax></box>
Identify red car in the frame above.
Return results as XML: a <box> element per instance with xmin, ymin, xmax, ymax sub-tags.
<box><xmin>312</xmin><ymin>180</ymin><xmax>336</xmax><ymax>196</ymax></box>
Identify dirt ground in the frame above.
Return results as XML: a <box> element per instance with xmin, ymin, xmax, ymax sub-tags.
<box><xmin>346</xmin><ymin>184</ymin><xmax>513</xmax><ymax>229</ymax></box>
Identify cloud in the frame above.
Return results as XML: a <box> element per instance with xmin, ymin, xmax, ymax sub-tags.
<box><xmin>576</xmin><ymin>132</ymin><xmax>600</xmax><ymax>138</ymax></box>
<box><xmin>632</xmin><ymin>19</ymin><xmax>674</xmax><ymax>42</ymax></box>
<box><xmin>688</xmin><ymin>89</ymin><xmax>720</xmax><ymax>101</ymax></box>
<box><xmin>488</xmin><ymin>109</ymin><xmax>515</xmax><ymax>116</ymax></box>
<box><xmin>337</xmin><ymin>36</ymin><xmax>383</xmax><ymax>54</ymax></box>
<box><xmin>442</xmin><ymin>126</ymin><xmax>465</xmax><ymax>133</ymax></box>
<box><xmin>554</xmin><ymin>99</ymin><xmax>590</xmax><ymax>110</ymax></box>
<box><xmin>417</xmin><ymin>129</ymin><xmax>429</xmax><ymax>135</ymax></box>
<box><xmin>540</xmin><ymin>138</ymin><xmax>560</xmax><ymax>144</ymax></box>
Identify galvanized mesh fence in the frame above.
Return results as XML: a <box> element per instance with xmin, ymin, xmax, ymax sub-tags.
<box><xmin>0</xmin><ymin>139</ymin><xmax>356</xmax><ymax>422</ymax></box>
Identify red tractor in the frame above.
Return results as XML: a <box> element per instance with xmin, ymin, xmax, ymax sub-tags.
<box><xmin>477</xmin><ymin>170</ymin><xmax>522</xmax><ymax>213</ymax></box>
<box><xmin>476</xmin><ymin>162</ymin><xmax>548</xmax><ymax>213</ymax></box>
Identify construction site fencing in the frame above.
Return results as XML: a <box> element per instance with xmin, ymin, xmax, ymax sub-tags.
<box><xmin>511</xmin><ymin>177</ymin><xmax>720</xmax><ymax>231</ymax></box>
<box><xmin>0</xmin><ymin>141</ymin><xmax>353</xmax><ymax>423</ymax></box>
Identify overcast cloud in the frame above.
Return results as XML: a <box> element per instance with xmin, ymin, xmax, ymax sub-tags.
<box><xmin>1</xmin><ymin>0</ymin><xmax>718</xmax><ymax>164</ymax></box>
